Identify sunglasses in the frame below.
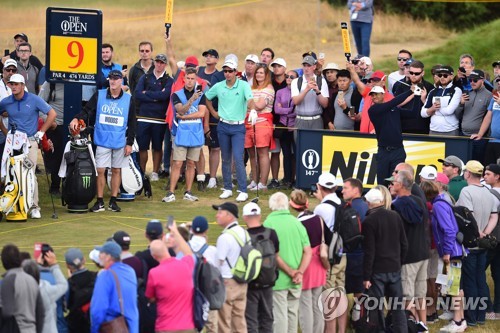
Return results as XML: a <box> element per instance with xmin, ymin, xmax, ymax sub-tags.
<box><xmin>223</xmin><ymin>69</ymin><xmax>235</xmax><ymax>73</ymax></box>
<box><xmin>368</xmin><ymin>78</ymin><xmax>381</xmax><ymax>82</ymax></box>
<box><xmin>469</xmin><ymin>78</ymin><xmax>480</xmax><ymax>83</ymax></box>
<box><xmin>442</xmin><ymin>163</ymin><xmax>455</xmax><ymax>167</ymax></box>
<box><xmin>285</xmin><ymin>75</ymin><xmax>296</xmax><ymax>79</ymax></box>
<box><xmin>409</xmin><ymin>71</ymin><xmax>422</xmax><ymax>76</ymax></box>
<box><xmin>3</xmin><ymin>68</ymin><xmax>16</xmax><ymax>73</ymax></box>
<box><xmin>397</xmin><ymin>57</ymin><xmax>409</xmax><ymax>62</ymax></box>
<box><xmin>437</xmin><ymin>74</ymin><xmax>449</xmax><ymax>78</ymax></box>
<box><xmin>139</xmin><ymin>49</ymin><xmax>151</xmax><ymax>53</ymax></box>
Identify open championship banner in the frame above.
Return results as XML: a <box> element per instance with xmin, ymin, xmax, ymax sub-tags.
<box><xmin>296</xmin><ymin>129</ymin><xmax>472</xmax><ymax>189</ymax></box>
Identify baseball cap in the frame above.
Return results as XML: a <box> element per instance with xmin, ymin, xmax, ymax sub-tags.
<box><xmin>14</xmin><ymin>33</ymin><xmax>28</xmax><ymax>42</ymax></box>
<box><xmin>224</xmin><ymin>54</ymin><xmax>238</xmax><ymax>63</ymax></box>
<box><xmin>436</xmin><ymin>172</ymin><xmax>450</xmax><ymax>185</ymax></box>
<box><xmin>419</xmin><ymin>166</ymin><xmax>438</xmax><ymax>180</ymax></box>
<box><xmin>271</xmin><ymin>58</ymin><xmax>287</xmax><ymax>68</ymax></box>
<box><xmin>492</xmin><ymin>61</ymin><xmax>500</xmax><ymax>67</ymax></box>
<box><xmin>464</xmin><ymin>160</ymin><xmax>484</xmax><ymax>175</ymax></box>
<box><xmin>360</xmin><ymin>56</ymin><xmax>372</xmax><ymax>66</ymax></box>
<box><xmin>318</xmin><ymin>172</ymin><xmax>337</xmax><ymax>189</ymax></box>
<box><xmin>192</xmin><ymin>216</ymin><xmax>208</xmax><ymax>233</ymax></box>
<box><xmin>222</xmin><ymin>59</ymin><xmax>238</xmax><ymax>70</ymax></box>
<box><xmin>212</xmin><ymin>202</ymin><xmax>239</xmax><ymax>218</ymax></box>
<box><xmin>486</xmin><ymin>164</ymin><xmax>500</xmax><ymax>175</ymax></box>
<box><xmin>8</xmin><ymin>74</ymin><xmax>25</xmax><ymax>84</ymax></box>
<box><xmin>369</xmin><ymin>86</ymin><xmax>385</xmax><ymax>94</ymax></box>
<box><xmin>370</xmin><ymin>70</ymin><xmax>386</xmax><ymax>81</ymax></box>
<box><xmin>3</xmin><ymin>59</ymin><xmax>17</xmax><ymax>69</ymax></box>
<box><xmin>112</xmin><ymin>231</ymin><xmax>131</xmax><ymax>248</ymax></box>
<box><xmin>185</xmin><ymin>55</ymin><xmax>199</xmax><ymax>68</ymax></box>
<box><xmin>146</xmin><ymin>219</ymin><xmax>163</xmax><ymax>239</ymax></box>
<box><xmin>202</xmin><ymin>49</ymin><xmax>219</xmax><ymax>58</ymax></box>
<box><xmin>243</xmin><ymin>202</ymin><xmax>261</xmax><ymax>216</ymax></box>
<box><xmin>302</xmin><ymin>55</ymin><xmax>316</xmax><ymax>66</ymax></box>
<box><xmin>438</xmin><ymin>155</ymin><xmax>463</xmax><ymax>169</ymax></box>
<box><xmin>404</xmin><ymin>58</ymin><xmax>414</xmax><ymax>67</ymax></box>
<box><xmin>436</xmin><ymin>65</ymin><xmax>454</xmax><ymax>75</ymax></box>
<box><xmin>108</xmin><ymin>69</ymin><xmax>123</xmax><ymax>79</ymax></box>
<box><xmin>245</xmin><ymin>54</ymin><xmax>259</xmax><ymax>64</ymax></box>
<box><xmin>65</xmin><ymin>248</ymin><xmax>84</xmax><ymax>267</ymax></box>
<box><xmin>364</xmin><ymin>189</ymin><xmax>384</xmax><ymax>204</ymax></box>
<box><xmin>302</xmin><ymin>51</ymin><xmax>317</xmax><ymax>60</ymax></box>
<box><xmin>155</xmin><ymin>54</ymin><xmax>168</xmax><ymax>63</ymax></box>
<box><xmin>323</xmin><ymin>62</ymin><xmax>340</xmax><ymax>72</ymax></box>
<box><xmin>95</xmin><ymin>241</ymin><xmax>122</xmax><ymax>260</ymax></box>
<box><xmin>468</xmin><ymin>70</ymin><xmax>485</xmax><ymax>80</ymax></box>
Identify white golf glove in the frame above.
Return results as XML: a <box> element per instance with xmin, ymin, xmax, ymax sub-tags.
<box><xmin>249</xmin><ymin>109</ymin><xmax>258</xmax><ymax>126</ymax></box>
<box><xmin>34</xmin><ymin>131</ymin><xmax>44</xmax><ymax>142</ymax></box>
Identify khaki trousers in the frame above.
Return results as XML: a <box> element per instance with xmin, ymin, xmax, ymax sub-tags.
<box><xmin>217</xmin><ymin>278</ymin><xmax>248</xmax><ymax>333</ymax></box>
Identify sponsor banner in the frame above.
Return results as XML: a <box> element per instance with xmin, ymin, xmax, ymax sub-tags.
<box><xmin>296</xmin><ymin>129</ymin><xmax>472</xmax><ymax>189</ymax></box>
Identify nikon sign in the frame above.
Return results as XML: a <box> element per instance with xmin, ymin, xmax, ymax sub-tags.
<box><xmin>295</xmin><ymin>130</ymin><xmax>473</xmax><ymax>189</ymax></box>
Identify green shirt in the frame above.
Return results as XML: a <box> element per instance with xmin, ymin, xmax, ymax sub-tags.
<box><xmin>449</xmin><ymin>175</ymin><xmax>467</xmax><ymax>202</ymax></box>
<box><xmin>205</xmin><ymin>78</ymin><xmax>253</xmax><ymax>121</ymax></box>
<box><xmin>263</xmin><ymin>210</ymin><xmax>310</xmax><ymax>291</ymax></box>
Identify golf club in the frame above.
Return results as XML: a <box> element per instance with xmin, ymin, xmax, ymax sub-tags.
<box><xmin>36</xmin><ymin>137</ymin><xmax>58</xmax><ymax>219</ymax></box>
<box><xmin>252</xmin><ymin>122</ymin><xmax>259</xmax><ymax>203</ymax></box>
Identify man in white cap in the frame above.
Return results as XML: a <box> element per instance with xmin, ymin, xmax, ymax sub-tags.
<box><xmin>205</xmin><ymin>58</ymin><xmax>256</xmax><ymax>202</ymax></box>
<box><xmin>243</xmin><ymin>201</ymin><xmax>279</xmax><ymax>333</ymax></box>
<box><xmin>362</xmin><ymin>188</ymin><xmax>408</xmax><ymax>332</ymax></box>
<box><xmin>0</xmin><ymin>59</ymin><xmax>20</xmax><ymax>160</ymax></box>
<box><xmin>419</xmin><ymin>165</ymin><xmax>437</xmax><ymax>182</ymax></box>
<box><xmin>368</xmin><ymin>84</ymin><xmax>414</xmax><ymax>185</ymax></box>
<box><xmin>0</xmin><ymin>73</ymin><xmax>57</xmax><ymax>219</ymax></box>
<box><xmin>242</xmin><ymin>54</ymin><xmax>258</xmax><ymax>85</ymax></box>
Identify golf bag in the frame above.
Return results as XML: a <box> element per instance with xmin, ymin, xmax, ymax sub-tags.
<box><xmin>106</xmin><ymin>141</ymin><xmax>145</xmax><ymax>201</ymax></box>
<box><xmin>0</xmin><ymin>129</ymin><xmax>35</xmax><ymax>222</ymax></box>
<box><xmin>59</xmin><ymin>124</ymin><xmax>97</xmax><ymax>213</ymax></box>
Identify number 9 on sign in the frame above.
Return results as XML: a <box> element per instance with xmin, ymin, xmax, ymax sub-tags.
<box><xmin>50</xmin><ymin>35</ymin><xmax>97</xmax><ymax>74</ymax></box>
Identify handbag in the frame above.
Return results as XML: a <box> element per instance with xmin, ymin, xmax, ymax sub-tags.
<box><xmin>319</xmin><ymin>216</ymin><xmax>330</xmax><ymax>269</ymax></box>
<box><xmin>99</xmin><ymin>269</ymin><xmax>129</xmax><ymax>333</ymax></box>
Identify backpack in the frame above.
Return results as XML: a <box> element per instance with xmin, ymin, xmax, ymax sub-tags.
<box><xmin>193</xmin><ymin>286</ymin><xmax>210</xmax><ymax>332</ymax></box>
<box><xmin>224</xmin><ymin>228</ymin><xmax>263</xmax><ymax>284</ymax></box>
<box><xmin>136</xmin><ymin>259</ymin><xmax>156</xmax><ymax>333</ymax></box>
<box><xmin>435</xmin><ymin>199</ymin><xmax>480</xmax><ymax>248</ymax></box>
<box><xmin>66</xmin><ymin>270</ymin><xmax>97</xmax><ymax>333</ymax></box>
<box><xmin>350</xmin><ymin>292</ymin><xmax>380</xmax><ymax>333</ymax></box>
<box><xmin>194</xmin><ymin>244</ymin><xmax>226</xmax><ymax>310</ymax></box>
<box><xmin>325</xmin><ymin>200</ymin><xmax>363</xmax><ymax>256</ymax></box>
<box><xmin>297</xmin><ymin>75</ymin><xmax>323</xmax><ymax>93</ymax></box>
<box><xmin>249</xmin><ymin>228</ymin><xmax>278</xmax><ymax>288</ymax></box>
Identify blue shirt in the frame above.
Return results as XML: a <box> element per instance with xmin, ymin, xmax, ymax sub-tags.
<box><xmin>489</xmin><ymin>98</ymin><xmax>500</xmax><ymax>143</ymax></box>
<box><xmin>90</xmin><ymin>262</ymin><xmax>138</xmax><ymax>333</ymax></box>
<box><xmin>0</xmin><ymin>92</ymin><xmax>52</xmax><ymax>136</ymax></box>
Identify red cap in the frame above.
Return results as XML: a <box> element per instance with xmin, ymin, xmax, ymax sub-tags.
<box><xmin>436</xmin><ymin>172</ymin><xmax>449</xmax><ymax>185</ymax></box>
<box><xmin>371</xmin><ymin>70</ymin><xmax>386</xmax><ymax>81</ymax></box>
<box><xmin>185</xmin><ymin>56</ymin><xmax>199</xmax><ymax>68</ymax></box>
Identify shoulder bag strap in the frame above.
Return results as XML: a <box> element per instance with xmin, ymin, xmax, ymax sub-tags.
<box><xmin>108</xmin><ymin>269</ymin><xmax>124</xmax><ymax>316</ymax></box>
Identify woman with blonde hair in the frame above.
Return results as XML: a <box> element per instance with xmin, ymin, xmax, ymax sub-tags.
<box><xmin>246</xmin><ymin>64</ymin><xmax>275</xmax><ymax>191</ymax></box>
<box><xmin>374</xmin><ymin>184</ymin><xmax>392</xmax><ymax>209</ymax></box>
<box><xmin>290</xmin><ymin>189</ymin><xmax>329</xmax><ymax>333</ymax></box>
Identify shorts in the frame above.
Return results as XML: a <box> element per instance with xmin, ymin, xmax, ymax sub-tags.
<box><xmin>244</xmin><ymin>121</ymin><xmax>273</xmax><ymax>149</ymax></box>
<box><xmin>206</xmin><ymin>123</ymin><xmax>220</xmax><ymax>148</ymax></box>
<box><xmin>345</xmin><ymin>252</ymin><xmax>364</xmax><ymax>294</ymax></box>
<box><xmin>95</xmin><ymin>146</ymin><xmax>128</xmax><ymax>169</ymax></box>
<box><xmin>172</xmin><ymin>141</ymin><xmax>202</xmax><ymax>162</ymax></box>
<box><xmin>402</xmin><ymin>259</ymin><xmax>429</xmax><ymax>298</ymax></box>
<box><xmin>427</xmin><ymin>249</ymin><xmax>439</xmax><ymax>279</ymax></box>
<box><xmin>325</xmin><ymin>254</ymin><xmax>346</xmax><ymax>289</ymax></box>
<box><xmin>270</xmin><ymin>137</ymin><xmax>281</xmax><ymax>153</ymax></box>
<box><xmin>136</xmin><ymin>121</ymin><xmax>167</xmax><ymax>151</ymax></box>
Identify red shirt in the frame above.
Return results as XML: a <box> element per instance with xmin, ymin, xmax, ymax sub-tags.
<box><xmin>145</xmin><ymin>255</ymin><xmax>195</xmax><ymax>331</ymax></box>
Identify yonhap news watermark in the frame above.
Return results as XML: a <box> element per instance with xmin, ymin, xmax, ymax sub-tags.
<box><xmin>318</xmin><ymin>287</ymin><xmax>488</xmax><ymax>321</ymax></box>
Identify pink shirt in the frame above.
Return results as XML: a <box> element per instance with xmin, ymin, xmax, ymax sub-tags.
<box><xmin>145</xmin><ymin>255</ymin><xmax>195</xmax><ymax>331</ymax></box>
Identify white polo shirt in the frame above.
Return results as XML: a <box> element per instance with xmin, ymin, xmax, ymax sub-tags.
<box><xmin>216</xmin><ymin>221</ymin><xmax>247</xmax><ymax>279</ymax></box>
<box><xmin>314</xmin><ymin>192</ymin><xmax>341</xmax><ymax>232</ymax></box>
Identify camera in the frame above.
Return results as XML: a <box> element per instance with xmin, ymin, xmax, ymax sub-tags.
<box><xmin>352</xmin><ymin>59</ymin><xmax>359</xmax><ymax>65</ymax></box>
<box><xmin>459</xmin><ymin>67</ymin><xmax>466</xmax><ymax>74</ymax></box>
<box><xmin>196</xmin><ymin>85</ymin><xmax>202</xmax><ymax>93</ymax></box>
